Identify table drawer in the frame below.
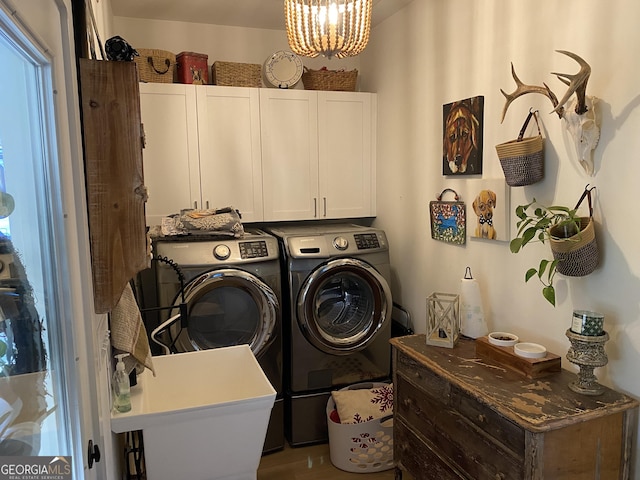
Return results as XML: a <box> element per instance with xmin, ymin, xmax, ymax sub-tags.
<box><xmin>396</xmin><ymin>373</ymin><xmax>524</xmax><ymax>480</ymax></box>
<box><xmin>451</xmin><ymin>384</ymin><xmax>525</xmax><ymax>452</ymax></box>
<box><xmin>395</xmin><ymin>418</ymin><xmax>463</xmax><ymax>480</ymax></box>
<box><xmin>396</xmin><ymin>349</ymin><xmax>450</xmax><ymax>401</ymax></box>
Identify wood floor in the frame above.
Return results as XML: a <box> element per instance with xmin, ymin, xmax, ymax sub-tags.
<box><xmin>257</xmin><ymin>442</ymin><xmax>409</xmax><ymax>480</ymax></box>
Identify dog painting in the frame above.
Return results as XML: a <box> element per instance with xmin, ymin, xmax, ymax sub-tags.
<box><xmin>466</xmin><ymin>179</ymin><xmax>509</xmax><ymax>242</ymax></box>
<box><xmin>442</xmin><ymin>96</ymin><xmax>484</xmax><ymax>175</ymax></box>
<box><xmin>473</xmin><ymin>189</ymin><xmax>497</xmax><ymax>239</ymax></box>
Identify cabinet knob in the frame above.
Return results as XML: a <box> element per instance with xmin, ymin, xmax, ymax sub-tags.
<box><xmin>478</xmin><ymin>414</ymin><xmax>486</xmax><ymax>423</ymax></box>
<box><xmin>414</xmin><ymin>371</ymin><xmax>421</xmax><ymax>380</ymax></box>
<box><xmin>495</xmin><ymin>473</ymin><xmax>505</xmax><ymax>480</ymax></box>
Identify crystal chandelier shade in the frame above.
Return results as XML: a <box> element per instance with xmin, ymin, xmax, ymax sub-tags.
<box><xmin>284</xmin><ymin>0</ymin><xmax>372</xmax><ymax>59</ymax></box>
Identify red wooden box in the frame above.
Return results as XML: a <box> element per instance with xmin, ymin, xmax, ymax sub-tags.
<box><xmin>176</xmin><ymin>51</ymin><xmax>209</xmax><ymax>85</ymax></box>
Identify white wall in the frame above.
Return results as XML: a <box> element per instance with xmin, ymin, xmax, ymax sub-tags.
<box><xmin>361</xmin><ymin>0</ymin><xmax>640</xmax><ymax>472</ymax></box>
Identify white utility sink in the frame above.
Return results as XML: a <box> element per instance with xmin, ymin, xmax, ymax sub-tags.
<box><xmin>111</xmin><ymin>344</ymin><xmax>276</xmax><ymax>480</ymax></box>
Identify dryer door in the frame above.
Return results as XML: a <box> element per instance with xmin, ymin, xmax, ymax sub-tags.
<box><xmin>297</xmin><ymin>258</ymin><xmax>392</xmax><ymax>354</ymax></box>
<box><xmin>169</xmin><ymin>268</ymin><xmax>278</xmax><ymax>357</ymax></box>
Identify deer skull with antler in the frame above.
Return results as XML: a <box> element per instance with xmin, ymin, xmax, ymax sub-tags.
<box><xmin>501</xmin><ymin>50</ymin><xmax>599</xmax><ymax>176</ymax></box>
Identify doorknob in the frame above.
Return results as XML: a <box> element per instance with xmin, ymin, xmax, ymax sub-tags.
<box><xmin>87</xmin><ymin>439</ymin><xmax>101</xmax><ymax>469</ymax></box>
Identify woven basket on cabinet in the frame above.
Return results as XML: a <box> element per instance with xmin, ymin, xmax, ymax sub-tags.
<box><xmin>134</xmin><ymin>48</ymin><xmax>176</xmax><ymax>83</ymax></box>
<box><xmin>301</xmin><ymin>67</ymin><xmax>357</xmax><ymax>91</ymax></box>
<box><xmin>211</xmin><ymin>61</ymin><xmax>262</xmax><ymax>87</ymax></box>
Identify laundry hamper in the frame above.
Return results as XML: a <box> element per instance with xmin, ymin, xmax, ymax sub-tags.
<box><xmin>326</xmin><ymin>382</ymin><xmax>394</xmax><ymax>473</ymax></box>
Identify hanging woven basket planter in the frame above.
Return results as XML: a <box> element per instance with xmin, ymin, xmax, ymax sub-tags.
<box><xmin>549</xmin><ymin>216</ymin><xmax>599</xmax><ymax>277</ymax></box>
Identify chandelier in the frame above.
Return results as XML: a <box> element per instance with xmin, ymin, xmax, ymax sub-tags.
<box><xmin>284</xmin><ymin>0</ymin><xmax>372</xmax><ymax>59</ymax></box>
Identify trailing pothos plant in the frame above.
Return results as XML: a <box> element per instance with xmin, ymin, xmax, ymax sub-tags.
<box><xmin>509</xmin><ymin>199</ymin><xmax>582</xmax><ymax>306</ymax></box>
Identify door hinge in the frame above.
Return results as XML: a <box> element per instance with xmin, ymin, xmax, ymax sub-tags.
<box><xmin>87</xmin><ymin>439</ymin><xmax>101</xmax><ymax>469</ymax></box>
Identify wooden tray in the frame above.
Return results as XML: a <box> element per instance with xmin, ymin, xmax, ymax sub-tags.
<box><xmin>475</xmin><ymin>336</ymin><xmax>561</xmax><ymax>379</ymax></box>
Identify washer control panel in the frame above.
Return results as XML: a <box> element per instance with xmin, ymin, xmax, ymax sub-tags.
<box><xmin>239</xmin><ymin>240</ymin><xmax>269</xmax><ymax>259</ymax></box>
<box><xmin>354</xmin><ymin>233</ymin><xmax>381</xmax><ymax>250</ymax></box>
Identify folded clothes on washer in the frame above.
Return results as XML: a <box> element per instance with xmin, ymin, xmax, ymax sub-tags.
<box><xmin>158</xmin><ymin>206</ymin><xmax>245</xmax><ymax>237</ymax></box>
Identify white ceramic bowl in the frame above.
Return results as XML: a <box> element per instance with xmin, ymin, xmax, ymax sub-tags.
<box><xmin>488</xmin><ymin>331</ymin><xmax>519</xmax><ymax>347</ymax></box>
<box><xmin>514</xmin><ymin>342</ymin><xmax>547</xmax><ymax>359</ymax></box>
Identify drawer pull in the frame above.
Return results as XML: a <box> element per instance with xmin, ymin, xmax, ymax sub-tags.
<box><xmin>495</xmin><ymin>474</ymin><xmax>505</xmax><ymax>480</ymax></box>
<box><xmin>413</xmin><ymin>371</ymin><xmax>421</xmax><ymax>379</ymax></box>
<box><xmin>478</xmin><ymin>414</ymin><xmax>487</xmax><ymax>423</ymax></box>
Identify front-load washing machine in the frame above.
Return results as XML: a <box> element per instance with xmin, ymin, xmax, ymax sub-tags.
<box><xmin>151</xmin><ymin>229</ymin><xmax>283</xmax><ymax>453</ymax></box>
<box><xmin>267</xmin><ymin>224</ymin><xmax>392</xmax><ymax>446</ymax></box>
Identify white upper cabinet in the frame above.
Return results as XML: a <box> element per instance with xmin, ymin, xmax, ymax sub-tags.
<box><xmin>139</xmin><ymin>83</ymin><xmax>199</xmax><ymax>226</ymax></box>
<box><xmin>140</xmin><ymin>84</ymin><xmax>263</xmax><ymax>226</ymax></box>
<box><xmin>140</xmin><ymin>85</ymin><xmax>376</xmax><ymax>225</ymax></box>
<box><xmin>260</xmin><ymin>89</ymin><xmax>319</xmax><ymax>221</ymax></box>
<box><xmin>261</xmin><ymin>89</ymin><xmax>376</xmax><ymax>221</ymax></box>
<box><xmin>318</xmin><ymin>91</ymin><xmax>375</xmax><ymax>219</ymax></box>
<box><xmin>196</xmin><ymin>86</ymin><xmax>263</xmax><ymax>221</ymax></box>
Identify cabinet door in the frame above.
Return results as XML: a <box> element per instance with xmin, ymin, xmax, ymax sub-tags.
<box><xmin>139</xmin><ymin>83</ymin><xmax>199</xmax><ymax>226</ymax></box>
<box><xmin>318</xmin><ymin>92</ymin><xmax>375</xmax><ymax>218</ymax></box>
<box><xmin>196</xmin><ymin>86</ymin><xmax>263</xmax><ymax>221</ymax></box>
<box><xmin>261</xmin><ymin>89</ymin><xmax>319</xmax><ymax>221</ymax></box>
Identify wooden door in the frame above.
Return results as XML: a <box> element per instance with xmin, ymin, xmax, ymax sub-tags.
<box><xmin>79</xmin><ymin>59</ymin><xmax>149</xmax><ymax>313</ymax></box>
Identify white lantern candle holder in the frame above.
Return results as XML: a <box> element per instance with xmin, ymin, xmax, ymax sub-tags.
<box><xmin>426</xmin><ymin>292</ymin><xmax>460</xmax><ymax>348</ymax></box>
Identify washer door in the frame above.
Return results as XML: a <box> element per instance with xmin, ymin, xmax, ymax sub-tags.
<box><xmin>170</xmin><ymin>268</ymin><xmax>278</xmax><ymax>356</ymax></box>
<box><xmin>297</xmin><ymin>258</ymin><xmax>391</xmax><ymax>355</ymax></box>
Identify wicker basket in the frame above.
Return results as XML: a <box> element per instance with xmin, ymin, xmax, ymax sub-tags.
<box><xmin>301</xmin><ymin>67</ymin><xmax>357</xmax><ymax>91</ymax></box>
<box><xmin>134</xmin><ymin>48</ymin><xmax>176</xmax><ymax>83</ymax></box>
<box><xmin>212</xmin><ymin>61</ymin><xmax>262</xmax><ymax>87</ymax></box>
<box><xmin>495</xmin><ymin>110</ymin><xmax>544</xmax><ymax>186</ymax></box>
<box><xmin>550</xmin><ymin>217</ymin><xmax>599</xmax><ymax>277</ymax></box>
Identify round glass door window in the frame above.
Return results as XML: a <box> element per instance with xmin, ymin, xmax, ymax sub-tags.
<box><xmin>171</xmin><ymin>269</ymin><xmax>277</xmax><ymax>356</ymax></box>
<box><xmin>297</xmin><ymin>258</ymin><xmax>391</xmax><ymax>354</ymax></box>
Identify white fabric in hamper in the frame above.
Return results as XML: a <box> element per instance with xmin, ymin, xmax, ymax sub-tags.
<box><xmin>331</xmin><ymin>383</ymin><xmax>393</xmax><ymax>424</ymax></box>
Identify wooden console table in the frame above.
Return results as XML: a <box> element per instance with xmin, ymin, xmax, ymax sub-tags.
<box><xmin>391</xmin><ymin>335</ymin><xmax>638</xmax><ymax>480</ymax></box>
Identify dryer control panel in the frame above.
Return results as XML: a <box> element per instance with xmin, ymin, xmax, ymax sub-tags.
<box><xmin>239</xmin><ymin>241</ymin><xmax>269</xmax><ymax>259</ymax></box>
<box><xmin>354</xmin><ymin>233</ymin><xmax>380</xmax><ymax>250</ymax></box>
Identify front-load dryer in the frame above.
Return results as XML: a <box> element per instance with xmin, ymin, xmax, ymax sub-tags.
<box><xmin>152</xmin><ymin>229</ymin><xmax>283</xmax><ymax>453</ymax></box>
<box><xmin>267</xmin><ymin>224</ymin><xmax>392</xmax><ymax>446</ymax></box>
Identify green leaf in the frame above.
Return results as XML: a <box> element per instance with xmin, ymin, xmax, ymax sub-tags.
<box><xmin>548</xmin><ymin>205</ymin><xmax>571</xmax><ymax>214</ymax></box>
<box><xmin>538</xmin><ymin>259</ymin><xmax>550</xmax><ymax>278</ymax></box>
<box><xmin>542</xmin><ymin>286</ymin><xmax>556</xmax><ymax>306</ymax></box>
<box><xmin>525</xmin><ymin>268</ymin><xmax>537</xmax><ymax>282</ymax></box>
<box><xmin>547</xmin><ymin>260</ymin><xmax>559</xmax><ymax>283</ymax></box>
<box><xmin>521</xmin><ymin>227</ymin><xmax>537</xmax><ymax>246</ymax></box>
<box><xmin>535</xmin><ymin>217</ymin><xmax>551</xmax><ymax>229</ymax></box>
<box><xmin>510</xmin><ymin>238</ymin><xmax>524</xmax><ymax>253</ymax></box>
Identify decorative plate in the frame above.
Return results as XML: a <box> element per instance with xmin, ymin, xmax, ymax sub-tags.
<box><xmin>264</xmin><ymin>50</ymin><xmax>303</xmax><ymax>89</ymax></box>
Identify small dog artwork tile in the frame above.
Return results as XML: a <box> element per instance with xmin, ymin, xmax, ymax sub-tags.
<box><xmin>467</xmin><ymin>179</ymin><xmax>509</xmax><ymax>242</ymax></box>
<box><xmin>442</xmin><ymin>96</ymin><xmax>484</xmax><ymax>176</ymax></box>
